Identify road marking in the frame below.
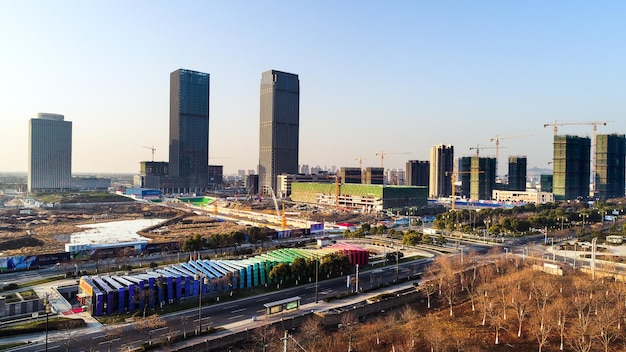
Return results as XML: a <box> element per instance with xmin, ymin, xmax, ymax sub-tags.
<box><xmin>257</xmin><ymin>309</ymin><xmax>265</xmax><ymax>313</ymax></box>
<box><xmin>231</xmin><ymin>308</ymin><xmax>246</xmax><ymax>313</ymax></box>
<box><xmin>222</xmin><ymin>305</ymin><xmax>237</xmax><ymax>310</ymax></box>
<box><xmin>228</xmin><ymin>314</ymin><xmax>244</xmax><ymax>320</ymax></box>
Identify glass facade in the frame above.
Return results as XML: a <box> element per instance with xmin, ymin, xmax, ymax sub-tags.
<box><xmin>28</xmin><ymin>114</ymin><xmax>72</xmax><ymax>191</ymax></box>
<box><xmin>169</xmin><ymin>69</ymin><xmax>210</xmax><ymax>192</ymax></box>
<box><xmin>259</xmin><ymin>70</ymin><xmax>300</xmax><ymax>195</ymax></box>
<box><xmin>507</xmin><ymin>156</ymin><xmax>527</xmax><ymax>191</ymax></box>
<box><xmin>429</xmin><ymin>144</ymin><xmax>454</xmax><ymax>197</ymax></box>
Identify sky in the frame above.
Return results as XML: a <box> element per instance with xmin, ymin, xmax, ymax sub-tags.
<box><xmin>1</xmin><ymin>1</ymin><xmax>625</xmax><ymax>176</ymax></box>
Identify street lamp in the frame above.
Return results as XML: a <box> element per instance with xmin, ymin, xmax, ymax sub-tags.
<box><xmin>195</xmin><ymin>274</ymin><xmax>209</xmax><ymax>334</ymax></box>
<box><xmin>579</xmin><ymin>213</ymin><xmax>589</xmax><ymax>233</ymax></box>
<box><xmin>44</xmin><ymin>295</ymin><xmax>52</xmax><ymax>352</ymax></box>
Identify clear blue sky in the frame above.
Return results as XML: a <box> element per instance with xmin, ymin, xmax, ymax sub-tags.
<box><xmin>1</xmin><ymin>1</ymin><xmax>625</xmax><ymax>175</ymax></box>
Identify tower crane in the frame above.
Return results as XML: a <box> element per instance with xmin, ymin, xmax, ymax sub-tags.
<box><xmin>355</xmin><ymin>156</ymin><xmax>370</xmax><ymax>169</ymax></box>
<box><xmin>468</xmin><ymin>145</ymin><xmax>498</xmax><ymax>158</ymax></box>
<box><xmin>489</xmin><ymin>134</ymin><xmax>531</xmax><ymax>177</ymax></box>
<box><xmin>447</xmin><ymin>170</ymin><xmax>482</xmax><ymax>210</ymax></box>
<box><xmin>543</xmin><ymin>120</ymin><xmax>613</xmax><ymax>195</ymax></box>
<box><xmin>143</xmin><ymin>145</ymin><xmax>156</xmax><ymax>162</ymax></box>
<box><xmin>375</xmin><ymin>151</ymin><xmax>410</xmax><ymax>169</ymax></box>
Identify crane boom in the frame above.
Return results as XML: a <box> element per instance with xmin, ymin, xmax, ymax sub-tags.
<box><xmin>543</xmin><ymin>120</ymin><xmax>613</xmax><ymax>195</ymax></box>
<box><xmin>489</xmin><ymin>134</ymin><xmax>531</xmax><ymax>178</ymax></box>
<box><xmin>143</xmin><ymin>145</ymin><xmax>156</xmax><ymax>162</ymax></box>
<box><xmin>375</xmin><ymin>151</ymin><xmax>410</xmax><ymax>169</ymax></box>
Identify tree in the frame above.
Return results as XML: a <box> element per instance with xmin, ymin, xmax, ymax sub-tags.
<box><xmin>182</xmin><ymin>234</ymin><xmax>204</xmax><ymax>252</ymax></box>
<box><xmin>268</xmin><ymin>263</ymin><xmax>290</xmax><ymax>282</ymax></box>
<box><xmin>134</xmin><ymin>314</ymin><xmax>166</xmax><ymax>345</ymax></box>
<box><xmin>291</xmin><ymin>257</ymin><xmax>307</xmax><ymax>281</ymax></box>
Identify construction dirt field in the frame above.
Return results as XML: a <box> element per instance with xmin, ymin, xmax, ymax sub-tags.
<box><xmin>0</xmin><ymin>201</ymin><xmax>379</xmax><ymax>257</ymax></box>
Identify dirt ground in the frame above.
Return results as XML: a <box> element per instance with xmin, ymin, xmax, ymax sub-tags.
<box><xmin>0</xmin><ymin>201</ymin><xmax>378</xmax><ymax>257</ymax></box>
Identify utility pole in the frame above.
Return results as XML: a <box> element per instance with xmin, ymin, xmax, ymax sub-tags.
<box><xmin>282</xmin><ymin>330</ymin><xmax>289</xmax><ymax>352</ymax></box>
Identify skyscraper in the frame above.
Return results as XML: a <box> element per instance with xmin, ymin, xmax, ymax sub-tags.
<box><xmin>552</xmin><ymin>135</ymin><xmax>591</xmax><ymax>201</ymax></box>
<box><xmin>340</xmin><ymin>167</ymin><xmax>362</xmax><ymax>184</ymax></box>
<box><xmin>429</xmin><ymin>144</ymin><xmax>454</xmax><ymax>198</ymax></box>
<box><xmin>259</xmin><ymin>70</ymin><xmax>300</xmax><ymax>195</ymax></box>
<box><xmin>595</xmin><ymin>134</ymin><xmax>626</xmax><ymax>200</ymax></box>
<box><xmin>406</xmin><ymin>160</ymin><xmax>429</xmax><ymax>187</ymax></box>
<box><xmin>508</xmin><ymin>156</ymin><xmax>527</xmax><ymax>191</ymax></box>
<box><xmin>169</xmin><ymin>69</ymin><xmax>210</xmax><ymax>193</ymax></box>
<box><xmin>28</xmin><ymin>113</ymin><xmax>72</xmax><ymax>192</ymax></box>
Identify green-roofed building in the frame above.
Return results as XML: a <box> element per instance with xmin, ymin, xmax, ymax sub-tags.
<box><xmin>290</xmin><ymin>182</ymin><xmax>427</xmax><ymax>212</ymax></box>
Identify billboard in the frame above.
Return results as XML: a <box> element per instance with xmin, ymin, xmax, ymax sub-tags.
<box><xmin>310</xmin><ymin>223</ymin><xmax>324</xmax><ymax>235</ymax></box>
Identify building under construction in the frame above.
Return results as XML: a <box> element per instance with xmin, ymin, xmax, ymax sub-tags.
<box><xmin>552</xmin><ymin>135</ymin><xmax>591</xmax><ymax>201</ymax></box>
<box><xmin>289</xmin><ymin>183</ymin><xmax>427</xmax><ymax>213</ymax></box>
<box><xmin>595</xmin><ymin>133</ymin><xmax>626</xmax><ymax>200</ymax></box>
<box><xmin>508</xmin><ymin>156</ymin><xmax>527</xmax><ymax>191</ymax></box>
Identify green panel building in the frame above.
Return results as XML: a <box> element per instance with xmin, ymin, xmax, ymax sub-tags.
<box><xmin>595</xmin><ymin>134</ymin><xmax>626</xmax><ymax>200</ymax></box>
<box><xmin>470</xmin><ymin>157</ymin><xmax>496</xmax><ymax>200</ymax></box>
<box><xmin>290</xmin><ymin>182</ymin><xmax>427</xmax><ymax>212</ymax></box>
<box><xmin>553</xmin><ymin>135</ymin><xmax>590</xmax><ymax>201</ymax></box>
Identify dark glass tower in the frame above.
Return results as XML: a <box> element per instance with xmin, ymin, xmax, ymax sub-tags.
<box><xmin>259</xmin><ymin>70</ymin><xmax>300</xmax><ymax>195</ymax></box>
<box><xmin>595</xmin><ymin>134</ymin><xmax>626</xmax><ymax>200</ymax></box>
<box><xmin>406</xmin><ymin>160</ymin><xmax>429</xmax><ymax>187</ymax></box>
<box><xmin>169</xmin><ymin>69</ymin><xmax>210</xmax><ymax>192</ymax></box>
<box><xmin>429</xmin><ymin>144</ymin><xmax>454</xmax><ymax>198</ymax></box>
<box><xmin>507</xmin><ymin>156</ymin><xmax>527</xmax><ymax>191</ymax></box>
<box><xmin>553</xmin><ymin>135</ymin><xmax>591</xmax><ymax>201</ymax></box>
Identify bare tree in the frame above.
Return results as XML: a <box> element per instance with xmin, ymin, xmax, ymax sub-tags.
<box><xmin>594</xmin><ymin>294</ymin><xmax>618</xmax><ymax>352</ymax></box>
<box><xmin>300</xmin><ymin>316</ymin><xmax>324</xmax><ymax>352</ymax></box>
<box><xmin>133</xmin><ymin>314</ymin><xmax>166</xmax><ymax>346</ymax></box>
<box><xmin>550</xmin><ymin>296</ymin><xmax>572</xmax><ymax>351</ymax></box>
<box><xmin>421</xmin><ymin>315</ymin><xmax>450</xmax><ymax>352</ymax></box>
<box><xmin>529</xmin><ymin>305</ymin><xmax>554</xmax><ymax>352</ymax></box>
<box><xmin>252</xmin><ymin>324</ymin><xmax>280</xmax><ymax>351</ymax></box>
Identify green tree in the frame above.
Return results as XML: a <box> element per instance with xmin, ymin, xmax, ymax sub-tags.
<box><xmin>291</xmin><ymin>257</ymin><xmax>307</xmax><ymax>280</ymax></box>
<box><xmin>269</xmin><ymin>263</ymin><xmax>291</xmax><ymax>282</ymax></box>
<box><xmin>182</xmin><ymin>234</ymin><xmax>204</xmax><ymax>252</ymax></box>
<box><xmin>402</xmin><ymin>232</ymin><xmax>422</xmax><ymax>246</ymax></box>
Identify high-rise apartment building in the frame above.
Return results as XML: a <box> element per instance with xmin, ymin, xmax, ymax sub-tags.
<box><xmin>595</xmin><ymin>134</ymin><xmax>626</xmax><ymax>200</ymax></box>
<box><xmin>364</xmin><ymin>167</ymin><xmax>384</xmax><ymax>185</ymax></box>
<box><xmin>459</xmin><ymin>157</ymin><xmax>472</xmax><ymax>198</ymax></box>
<box><xmin>259</xmin><ymin>70</ymin><xmax>300</xmax><ymax>195</ymax></box>
<box><xmin>340</xmin><ymin>167</ymin><xmax>362</xmax><ymax>184</ymax></box>
<box><xmin>406</xmin><ymin>160</ymin><xmax>429</xmax><ymax>187</ymax></box>
<box><xmin>508</xmin><ymin>156</ymin><xmax>527</xmax><ymax>191</ymax></box>
<box><xmin>169</xmin><ymin>69</ymin><xmax>210</xmax><ymax>193</ymax></box>
<box><xmin>470</xmin><ymin>157</ymin><xmax>496</xmax><ymax>200</ymax></box>
<box><xmin>552</xmin><ymin>135</ymin><xmax>591</xmax><ymax>201</ymax></box>
<box><xmin>28</xmin><ymin>113</ymin><xmax>72</xmax><ymax>192</ymax></box>
<box><xmin>429</xmin><ymin>144</ymin><xmax>454</xmax><ymax>198</ymax></box>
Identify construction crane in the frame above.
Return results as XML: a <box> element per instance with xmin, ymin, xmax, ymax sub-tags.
<box><xmin>489</xmin><ymin>134</ymin><xmax>531</xmax><ymax>177</ymax></box>
<box><xmin>468</xmin><ymin>145</ymin><xmax>498</xmax><ymax>158</ymax></box>
<box><xmin>143</xmin><ymin>145</ymin><xmax>156</xmax><ymax>162</ymax></box>
<box><xmin>447</xmin><ymin>170</ymin><xmax>482</xmax><ymax>210</ymax></box>
<box><xmin>375</xmin><ymin>151</ymin><xmax>410</xmax><ymax>169</ymax></box>
<box><xmin>355</xmin><ymin>156</ymin><xmax>369</xmax><ymax>169</ymax></box>
<box><xmin>543</xmin><ymin>120</ymin><xmax>613</xmax><ymax>195</ymax></box>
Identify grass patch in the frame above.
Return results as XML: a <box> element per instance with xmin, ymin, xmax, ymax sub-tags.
<box><xmin>0</xmin><ymin>342</ymin><xmax>28</xmax><ymax>351</ymax></box>
<box><xmin>0</xmin><ymin>317</ymin><xmax>85</xmax><ymax>337</ymax></box>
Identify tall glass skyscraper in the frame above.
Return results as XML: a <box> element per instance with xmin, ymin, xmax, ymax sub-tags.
<box><xmin>259</xmin><ymin>70</ymin><xmax>300</xmax><ymax>195</ymax></box>
<box><xmin>28</xmin><ymin>113</ymin><xmax>72</xmax><ymax>192</ymax></box>
<box><xmin>169</xmin><ymin>69</ymin><xmax>210</xmax><ymax>192</ymax></box>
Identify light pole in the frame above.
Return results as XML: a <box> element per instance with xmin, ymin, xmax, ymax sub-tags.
<box><xmin>579</xmin><ymin>213</ymin><xmax>589</xmax><ymax>234</ymax></box>
<box><xmin>314</xmin><ymin>256</ymin><xmax>319</xmax><ymax>303</ymax></box>
<box><xmin>44</xmin><ymin>295</ymin><xmax>51</xmax><ymax>352</ymax></box>
<box><xmin>504</xmin><ymin>247</ymin><xmax>508</xmax><ymax>260</ymax></box>
<box><xmin>551</xmin><ymin>238</ymin><xmax>555</xmax><ymax>261</ymax></box>
<box><xmin>195</xmin><ymin>274</ymin><xmax>209</xmax><ymax>334</ymax></box>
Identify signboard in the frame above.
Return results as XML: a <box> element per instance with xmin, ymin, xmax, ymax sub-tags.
<box><xmin>310</xmin><ymin>223</ymin><xmax>324</xmax><ymax>235</ymax></box>
<box><xmin>605</xmin><ymin>215</ymin><xmax>614</xmax><ymax>221</ymax></box>
<box><xmin>286</xmin><ymin>301</ymin><xmax>298</xmax><ymax>310</ymax></box>
<box><xmin>79</xmin><ymin>278</ymin><xmax>93</xmax><ymax>296</ymax></box>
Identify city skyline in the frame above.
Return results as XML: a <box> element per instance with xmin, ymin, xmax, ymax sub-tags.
<box><xmin>1</xmin><ymin>2</ymin><xmax>625</xmax><ymax>175</ymax></box>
